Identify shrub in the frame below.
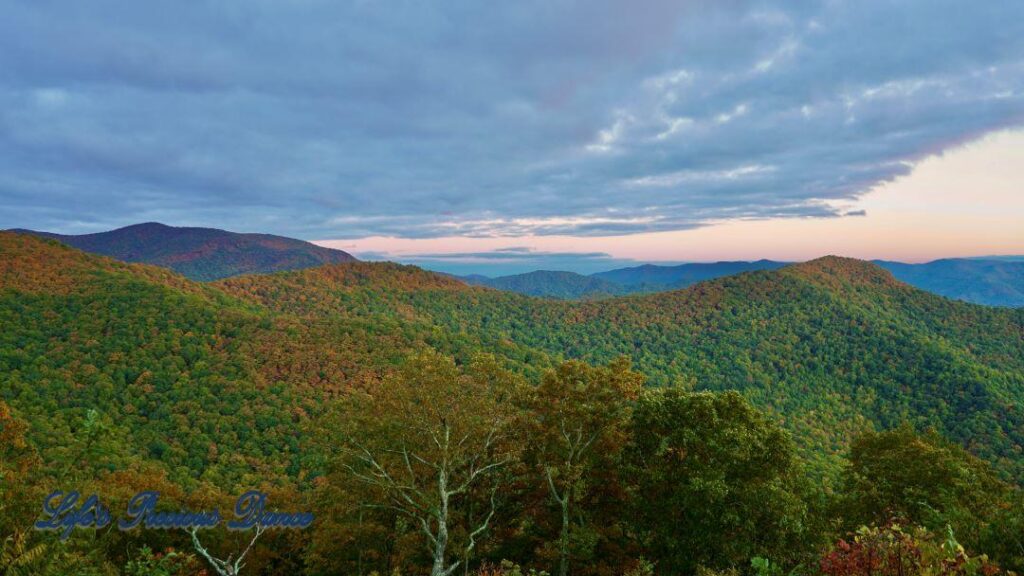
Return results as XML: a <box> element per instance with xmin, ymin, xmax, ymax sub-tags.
<box><xmin>819</xmin><ymin>523</ymin><xmax>1003</xmax><ymax>576</ymax></box>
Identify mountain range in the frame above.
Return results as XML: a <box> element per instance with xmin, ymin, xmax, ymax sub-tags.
<box><xmin>9</xmin><ymin>223</ymin><xmax>1022</xmax><ymax>307</ymax></box>
<box><xmin>8</xmin><ymin>222</ymin><xmax>356</xmax><ymax>281</ymax></box>
<box><xmin>463</xmin><ymin>259</ymin><xmax>1024</xmax><ymax>306</ymax></box>
<box><xmin>460</xmin><ymin>260</ymin><xmax>788</xmax><ymax>298</ymax></box>
<box><xmin>876</xmin><ymin>259</ymin><xmax>1024</xmax><ymax>308</ymax></box>
<box><xmin>2</xmin><ymin>231</ymin><xmax>1023</xmax><ymax>486</ymax></box>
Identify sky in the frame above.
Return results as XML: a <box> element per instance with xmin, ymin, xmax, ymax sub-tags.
<box><xmin>1</xmin><ymin>1</ymin><xmax>1023</xmax><ymax>275</ymax></box>
<box><xmin>328</xmin><ymin>129</ymin><xmax>1024</xmax><ymax>274</ymax></box>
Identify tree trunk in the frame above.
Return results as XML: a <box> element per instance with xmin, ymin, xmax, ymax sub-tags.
<box><xmin>432</xmin><ymin>519</ymin><xmax>450</xmax><ymax>576</ymax></box>
<box><xmin>558</xmin><ymin>496</ymin><xmax>569</xmax><ymax>576</ymax></box>
<box><xmin>432</xmin><ymin>470</ymin><xmax>451</xmax><ymax>576</ymax></box>
<box><xmin>546</xmin><ymin>467</ymin><xmax>571</xmax><ymax>576</ymax></box>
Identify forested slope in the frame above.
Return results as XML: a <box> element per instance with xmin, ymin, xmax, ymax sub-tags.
<box><xmin>3</xmin><ymin>232</ymin><xmax>1024</xmax><ymax>487</ymax></box>
<box><xmin>217</xmin><ymin>252</ymin><xmax>1024</xmax><ymax>479</ymax></box>
<box><xmin>0</xmin><ymin>233</ymin><xmax>550</xmax><ymax>489</ymax></box>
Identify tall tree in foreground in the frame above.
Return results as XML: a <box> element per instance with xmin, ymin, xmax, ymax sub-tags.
<box><xmin>839</xmin><ymin>425</ymin><xmax>1008</xmax><ymax>551</ymax></box>
<box><xmin>323</xmin><ymin>351</ymin><xmax>523</xmax><ymax>576</ymax></box>
<box><xmin>629</xmin><ymin>390</ymin><xmax>811</xmax><ymax>573</ymax></box>
<box><xmin>0</xmin><ymin>402</ymin><xmax>42</xmax><ymax>533</ymax></box>
<box><xmin>187</xmin><ymin>525</ymin><xmax>266</xmax><ymax>576</ymax></box>
<box><xmin>523</xmin><ymin>358</ymin><xmax>642</xmax><ymax>576</ymax></box>
<box><xmin>978</xmin><ymin>490</ymin><xmax>1024</xmax><ymax>573</ymax></box>
<box><xmin>0</xmin><ymin>401</ymin><xmax>47</xmax><ymax>576</ymax></box>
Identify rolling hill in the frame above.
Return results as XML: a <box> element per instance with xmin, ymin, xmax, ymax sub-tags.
<box><xmin>591</xmin><ymin>259</ymin><xmax>788</xmax><ymax>288</ymax></box>
<box><xmin>10</xmin><ymin>224</ymin><xmax>1021</xmax><ymax>306</ymax></box>
<box><xmin>220</xmin><ymin>253</ymin><xmax>1024</xmax><ymax>479</ymax></box>
<box><xmin>8</xmin><ymin>222</ymin><xmax>356</xmax><ymax>281</ymax></box>
<box><xmin>4</xmin><ymin>231</ymin><xmax>1023</xmax><ymax>487</ymax></box>
<box><xmin>456</xmin><ymin>261</ymin><xmax>789</xmax><ymax>299</ymax></box>
<box><xmin>459</xmin><ymin>270</ymin><xmax>628</xmax><ymax>299</ymax></box>
<box><xmin>456</xmin><ymin>258</ymin><xmax>1024</xmax><ymax>307</ymax></box>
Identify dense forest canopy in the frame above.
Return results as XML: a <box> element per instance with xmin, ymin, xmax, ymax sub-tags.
<box><xmin>2</xmin><ymin>231</ymin><xmax>1024</xmax><ymax>575</ymax></box>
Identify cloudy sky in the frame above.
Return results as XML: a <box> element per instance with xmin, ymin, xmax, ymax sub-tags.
<box><xmin>2</xmin><ymin>1</ymin><xmax>1023</xmax><ymax>274</ymax></box>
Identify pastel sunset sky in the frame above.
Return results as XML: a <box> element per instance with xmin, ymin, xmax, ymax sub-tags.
<box><xmin>2</xmin><ymin>1</ymin><xmax>1022</xmax><ymax>275</ymax></box>
<box><xmin>322</xmin><ymin>129</ymin><xmax>1024</xmax><ymax>274</ymax></box>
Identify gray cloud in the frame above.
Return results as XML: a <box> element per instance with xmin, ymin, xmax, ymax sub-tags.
<box><xmin>1</xmin><ymin>1</ymin><xmax>1023</xmax><ymax>237</ymax></box>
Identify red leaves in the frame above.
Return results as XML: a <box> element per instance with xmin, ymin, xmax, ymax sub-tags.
<box><xmin>819</xmin><ymin>523</ymin><xmax>1006</xmax><ymax>576</ymax></box>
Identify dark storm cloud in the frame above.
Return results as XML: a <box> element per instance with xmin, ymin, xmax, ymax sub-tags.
<box><xmin>1</xmin><ymin>0</ymin><xmax>1023</xmax><ymax>237</ymax></box>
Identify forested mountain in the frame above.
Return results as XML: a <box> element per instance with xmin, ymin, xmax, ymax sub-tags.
<box><xmin>11</xmin><ymin>225</ymin><xmax>1022</xmax><ymax>307</ymax></box>
<box><xmin>8</xmin><ymin>222</ymin><xmax>356</xmax><ymax>281</ymax></box>
<box><xmin>4</xmin><ymin>232</ymin><xmax>1024</xmax><ymax>574</ymax></box>
<box><xmin>460</xmin><ymin>270</ymin><xmax>628</xmax><ymax>299</ymax></box>
<box><xmin>5</xmin><ymin>232</ymin><xmax>1022</xmax><ymax>484</ymax></box>
<box><xmin>218</xmin><ymin>253</ymin><xmax>1024</xmax><ymax>480</ymax></box>
<box><xmin>877</xmin><ymin>258</ymin><xmax>1024</xmax><ymax>307</ymax></box>
<box><xmin>460</xmin><ymin>261</ymin><xmax>789</xmax><ymax>299</ymax></box>
<box><xmin>592</xmin><ymin>259</ymin><xmax>788</xmax><ymax>288</ymax></box>
<box><xmin>461</xmin><ymin>258</ymin><xmax>1024</xmax><ymax>306</ymax></box>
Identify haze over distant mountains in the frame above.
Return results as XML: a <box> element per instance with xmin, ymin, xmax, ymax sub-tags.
<box><xmin>875</xmin><ymin>259</ymin><xmax>1024</xmax><ymax>308</ymax></box>
<box><xmin>7</xmin><ymin>222</ymin><xmax>1023</xmax><ymax>307</ymax></box>
<box><xmin>462</xmin><ymin>259</ymin><xmax>1024</xmax><ymax>307</ymax></box>
<box><xmin>9</xmin><ymin>222</ymin><xmax>356</xmax><ymax>281</ymax></box>
<box><xmin>460</xmin><ymin>261</ymin><xmax>788</xmax><ymax>299</ymax></box>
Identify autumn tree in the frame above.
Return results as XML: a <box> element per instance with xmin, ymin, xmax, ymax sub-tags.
<box><xmin>322</xmin><ymin>351</ymin><xmax>524</xmax><ymax>576</ymax></box>
<box><xmin>0</xmin><ymin>402</ymin><xmax>46</xmax><ymax>576</ymax></box>
<box><xmin>523</xmin><ymin>358</ymin><xmax>642</xmax><ymax>576</ymax></box>
<box><xmin>0</xmin><ymin>402</ymin><xmax>42</xmax><ymax>534</ymax></box>
<box><xmin>819</xmin><ymin>522</ymin><xmax>1008</xmax><ymax>576</ymax></box>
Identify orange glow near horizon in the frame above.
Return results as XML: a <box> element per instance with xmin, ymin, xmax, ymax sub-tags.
<box><xmin>317</xmin><ymin>129</ymin><xmax>1024</xmax><ymax>265</ymax></box>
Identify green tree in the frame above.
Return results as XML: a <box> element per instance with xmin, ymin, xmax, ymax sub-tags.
<box><xmin>628</xmin><ymin>389</ymin><xmax>810</xmax><ymax>573</ymax></box>
<box><xmin>0</xmin><ymin>531</ymin><xmax>46</xmax><ymax>576</ymax></box>
<box><xmin>523</xmin><ymin>358</ymin><xmax>642</xmax><ymax>576</ymax></box>
<box><xmin>978</xmin><ymin>489</ymin><xmax>1024</xmax><ymax>573</ymax></box>
<box><xmin>321</xmin><ymin>351</ymin><xmax>524</xmax><ymax>576</ymax></box>
<box><xmin>839</xmin><ymin>425</ymin><xmax>1008</xmax><ymax>545</ymax></box>
<box><xmin>124</xmin><ymin>545</ymin><xmax>201</xmax><ymax>576</ymax></box>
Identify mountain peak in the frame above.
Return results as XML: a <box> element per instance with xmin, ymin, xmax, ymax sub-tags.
<box><xmin>10</xmin><ymin>222</ymin><xmax>356</xmax><ymax>281</ymax></box>
<box><xmin>123</xmin><ymin>221</ymin><xmax>172</xmax><ymax>230</ymax></box>
<box><xmin>461</xmin><ymin>269</ymin><xmax>625</xmax><ymax>299</ymax></box>
<box><xmin>784</xmin><ymin>256</ymin><xmax>902</xmax><ymax>288</ymax></box>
